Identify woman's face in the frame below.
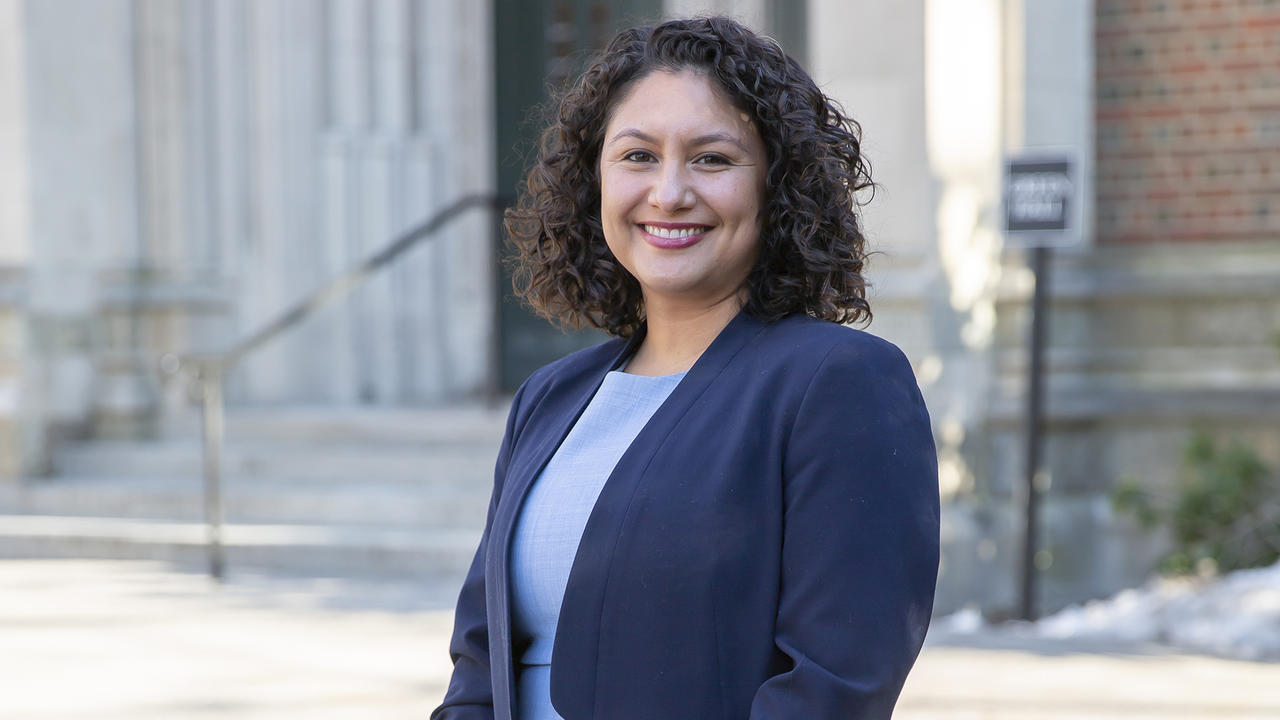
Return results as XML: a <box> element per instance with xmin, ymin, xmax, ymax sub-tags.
<box><xmin>599</xmin><ymin>69</ymin><xmax>767</xmax><ymax>312</ymax></box>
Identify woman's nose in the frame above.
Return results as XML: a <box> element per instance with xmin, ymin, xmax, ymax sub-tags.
<box><xmin>649</xmin><ymin>164</ymin><xmax>695</xmax><ymax>211</ymax></box>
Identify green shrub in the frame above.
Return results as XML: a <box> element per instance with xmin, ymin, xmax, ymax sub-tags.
<box><xmin>1112</xmin><ymin>430</ymin><xmax>1280</xmax><ymax>575</ymax></box>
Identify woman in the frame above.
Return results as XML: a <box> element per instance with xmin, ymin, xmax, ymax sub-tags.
<box><xmin>433</xmin><ymin>16</ymin><xmax>938</xmax><ymax>720</ymax></box>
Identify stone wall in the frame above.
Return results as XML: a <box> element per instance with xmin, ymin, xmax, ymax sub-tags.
<box><xmin>4</xmin><ymin>1</ymin><xmax>497</xmax><ymax>447</ymax></box>
<box><xmin>953</xmin><ymin>241</ymin><xmax>1280</xmax><ymax>615</ymax></box>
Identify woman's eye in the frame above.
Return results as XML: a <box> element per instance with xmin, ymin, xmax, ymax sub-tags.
<box><xmin>694</xmin><ymin>154</ymin><xmax>730</xmax><ymax>166</ymax></box>
<box><xmin>622</xmin><ymin>150</ymin><xmax>655</xmax><ymax>162</ymax></box>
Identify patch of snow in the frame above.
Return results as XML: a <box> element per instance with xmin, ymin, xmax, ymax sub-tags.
<box><xmin>1033</xmin><ymin>560</ymin><xmax>1280</xmax><ymax>660</ymax></box>
<box><xmin>934</xmin><ymin>605</ymin><xmax>985</xmax><ymax>634</ymax></box>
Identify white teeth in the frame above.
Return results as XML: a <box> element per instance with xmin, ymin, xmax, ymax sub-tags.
<box><xmin>642</xmin><ymin>225</ymin><xmax>708</xmax><ymax>239</ymax></box>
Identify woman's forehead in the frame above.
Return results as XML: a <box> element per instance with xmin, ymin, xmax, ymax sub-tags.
<box><xmin>604</xmin><ymin>69</ymin><xmax>759</xmax><ymax>142</ymax></box>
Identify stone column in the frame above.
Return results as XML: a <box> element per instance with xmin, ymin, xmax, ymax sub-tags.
<box><xmin>990</xmin><ymin>0</ymin><xmax>1099</xmax><ymax>614</ymax></box>
<box><xmin>43</xmin><ymin>0</ymin><xmax>155</xmax><ymax>440</ymax></box>
<box><xmin>808</xmin><ymin>0</ymin><xmax>1001</xmax><ymax>613</ymax></box>
<box><xmin>0</xmin><ymin>0</ymin><xmax>48</xmax><ymax>477</ymax></box>
<box><xmin>22</xmin><ymin>0</ymin><xmax>152</xmax><ymax>445</ymax></box>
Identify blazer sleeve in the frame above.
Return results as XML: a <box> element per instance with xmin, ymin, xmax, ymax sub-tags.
<box><xmin>748</xmin><ymin>336</ymin><xmax>940</xmax><ymax>720</ymax></box>
<box><xmin>431</xmin><ymin>383</ymin><xmax>527</xmax><ymax>720</ymax></box>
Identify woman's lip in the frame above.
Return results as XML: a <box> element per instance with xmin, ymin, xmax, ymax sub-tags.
<box><xmin>639</xmin><ymin>225</ymin><xmax>709</xmax><ymax>249</ymax></box>
<box><xmin>641</xmin><ymin>221</ymin><xmax>708</xmax><ymax>229</ymax></box>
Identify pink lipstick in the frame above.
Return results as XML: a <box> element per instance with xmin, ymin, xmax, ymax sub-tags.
<box><xmin>639</xmin><ymin>222</ymin><xmax>711</xmax><ymax>249</ymax></box>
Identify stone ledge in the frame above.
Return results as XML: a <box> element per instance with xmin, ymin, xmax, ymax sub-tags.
<box><xmin>997</xmin><ymin>241</ymin><xmax>1280</xmax><ymax>303</ymax></box>
<box><xmin>995</xmin><ymin>346</ymin><xmax>1280</xmax><ymax>373</ymax></box>
<box><xmin>0</xmin><ymin>514</ymin><xmax>483</xmax><ymax>578</ymax></box>
<box><xmin>987</xmin><ymin>387</ymin><xmax>1280</xmax><ymax>424</ymax></box>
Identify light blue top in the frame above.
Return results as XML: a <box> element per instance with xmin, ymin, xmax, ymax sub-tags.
<box><xmin>509</xmin><ymin>368</ymin><xmax>686</xmax><ymax>720</ymax></box>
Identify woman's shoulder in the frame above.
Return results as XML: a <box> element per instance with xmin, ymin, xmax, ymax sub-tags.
<box><xmin>759</xmin><ymin>313</ymin><xmax>914</xmax><ymax>375</ymax></box>
<box><xmin>762</xmin><ymin>316</ymin><xmax>932</xmax><ymax>443</ymax></box>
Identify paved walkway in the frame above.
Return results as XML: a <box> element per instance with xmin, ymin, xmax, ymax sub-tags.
<box><xmin>3</xmin><ymin>559</ymin><xmax>1278</xmax><ymax>719</ymax></box>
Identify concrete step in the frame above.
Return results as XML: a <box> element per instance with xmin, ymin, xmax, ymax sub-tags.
<box><xmin>1</xmin><ymin>403</ymin><xmax>511</xmax><ymax>578</ymax></box>
<box><xmin>158</xmin><ymin>404</ymin><xmax>511</xmax><ymax>446</ymax></box>
<box><xmin>55</xmin><ymin>440</ymin><xmax>500</xmax><ymax>483</ymax></box>
<box><xmin>0</xmin><ymin>474</ymin><xmax>492</xmax><ymax>528</ymax></box>
<box><xmin>0</xmin><ymin>514</ymin><xmax>481</xmax><ymax>580</ymax></box>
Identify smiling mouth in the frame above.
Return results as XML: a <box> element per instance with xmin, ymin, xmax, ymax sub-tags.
<box><xmin>640</xmin><ymin>224</ymin><xmax>711</xmax><ymax>239</ymax></box>
<box><xmin>639</xmin><ymin>224</ymin><xmax>712</xmax><ymax>249</ymax></box>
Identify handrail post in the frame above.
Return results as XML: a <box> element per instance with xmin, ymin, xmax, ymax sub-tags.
<box><xmin>199</xmin><ymin>363</ymin><xmax>226</xmax><ymax>581</ymax></box>
<box><xmin>161</xmin><ymin>194</ymin><xmax>509</xmax><ymax>580</ymax></box>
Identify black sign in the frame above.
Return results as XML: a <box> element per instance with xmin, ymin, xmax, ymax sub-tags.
<box><xmin>1005</xmin><ymin>158</ymin><xmax>1072</xmax><ymax>234</ymax></box>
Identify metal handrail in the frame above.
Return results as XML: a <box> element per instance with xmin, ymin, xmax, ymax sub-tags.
<box><xmin>161</xmin><ymin>193</ymin><xmax>509</xmax><ymax>580</ymax></box>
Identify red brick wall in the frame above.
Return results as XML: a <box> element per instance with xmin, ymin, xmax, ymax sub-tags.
<box><xmin>1095</xmin><ymin>0</ymin><xmax>1280</xmax><ymax>243</ymax></box>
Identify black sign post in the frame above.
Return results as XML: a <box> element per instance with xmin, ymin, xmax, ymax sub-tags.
<box><xmin>1004</xmin><ymin>156</ymin><xmax>1074</xmax><ymax>621</ymax></box>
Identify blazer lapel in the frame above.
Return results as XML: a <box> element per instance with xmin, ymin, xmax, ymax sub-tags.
<box><xmin>549</xmin><ymin>309</ymin><xmax>770</xmax><ymax>719</ymax></box>
<box><xmin>485</xmin><ymin>330</ymin><xmax>640</xmax><ymax>720</ymax></box>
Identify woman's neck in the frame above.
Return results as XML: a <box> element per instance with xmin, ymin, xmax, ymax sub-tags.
<box><xmin>624</xmin><ymin>294</ymin><xmax>744</xmax><ymax>377</ymax></box>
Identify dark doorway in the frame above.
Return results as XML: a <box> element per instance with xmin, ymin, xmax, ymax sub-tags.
<box><xmin>493</xmin><ymin>0</ymin><xmax>661</xmax><ymax>391</ymax></box>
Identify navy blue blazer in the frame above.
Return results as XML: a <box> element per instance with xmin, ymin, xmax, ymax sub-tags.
<box><xmin>432</xmin><ymin>310</ymin><xmax>939</xmax><ymax>720</ymax></box>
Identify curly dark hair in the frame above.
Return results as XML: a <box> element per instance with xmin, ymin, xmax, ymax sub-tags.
<box><xmin>505</xmin><ymin>15</ymin><xmax>874</xmax><ymax>338</ymax></box>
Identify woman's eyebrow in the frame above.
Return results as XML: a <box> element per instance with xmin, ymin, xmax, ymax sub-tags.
<box><xmin>607</xmin><ymin>128</ymin><xmax>749</xmax><ymax>153</ymax></box>
<box><xmin>608</xmin><ymin>128</ymin><xmax>658</xmax><ymax>145</ymax></box>
<box><xmin>690</xmin><ymin>131</ymin><xmax>749</xmax><ymax>153</ymax></box>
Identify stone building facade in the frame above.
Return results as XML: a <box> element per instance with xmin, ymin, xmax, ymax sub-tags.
<box><xmin>811</xmin><ymin>0</ymin><xmax>1280</xmax><ymax>614</ymax></box>
<box><xmin>1</xmin><ymin>0</ymin><xmax>497</xmax><ymax>466</ymax></box>
<box><xmin>2</xmin><ymin>0</ymin><xmax>1278</xmax><ymax>614</ymax></box>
